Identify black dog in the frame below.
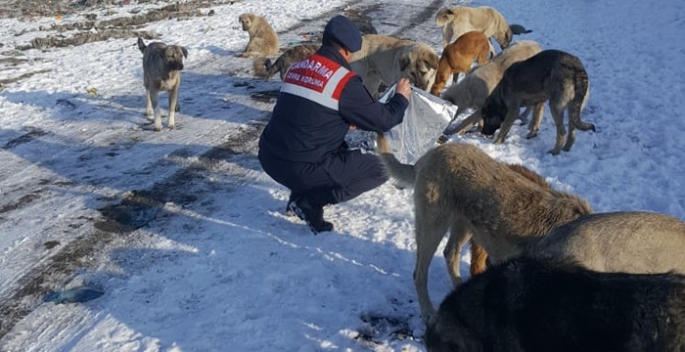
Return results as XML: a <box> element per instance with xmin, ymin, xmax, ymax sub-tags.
<box><xmin>480</xmin><ymin>50</ymin><xmax>595</xmax><ymax>155</ymax></box>
<box><xmin>425</xmin><ymin>257</ymin><xmax>685</xmax><ymax>352</ymax></box>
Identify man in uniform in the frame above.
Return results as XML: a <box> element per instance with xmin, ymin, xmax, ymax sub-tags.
<box><xmin>258</xmin><ymin>15</ymin><xmax>412</xmax><ymax>233</ymax></box>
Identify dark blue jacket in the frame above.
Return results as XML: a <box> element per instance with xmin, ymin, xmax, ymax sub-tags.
<box><xmin>259</xmin><ymin>46</ymin><xmax>409</xmax><ymax>163</ymax></box>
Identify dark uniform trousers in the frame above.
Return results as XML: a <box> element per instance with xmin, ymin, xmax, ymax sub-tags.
<box><xmin>259</xmin><ymin>146</ymin><xmax>388</xmax><ymax>207</ymax></box>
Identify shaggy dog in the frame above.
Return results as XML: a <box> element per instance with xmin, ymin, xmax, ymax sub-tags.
<box><xmin>425</xmin><ymin>257</ymin><xmax>685</xmax><ymax>352</ymax></box>
<box><xmin>137</xmin><ymin>37</ymin><xmax>188</xmax><ymax>131</ymax></box>
<box><xmin>468</xmin><ymin>163</ymin><xmax>556</xmax><ymax>276</ymax></box>
<box><xmin>238</xmin><ymin>13</ymin><xmax>279</xmax><ymax>58</ymax></box>
<box><xmin>440</xmin><ymin>40</ymin><xmax>542</xmax><ymax>139</ymax></box>
<box><xmin>430</xmin><ymin>31</ymin><xmax>490</xmax><ymax>97</ymax></box>
<box><xmin>435</xmin><ymin>6</ymin><xmax>512</xmax><ymax>50</ymax></box>
<box><xmin>481</xmin><ymin>49</ymin><xmax>596</xmax><ymax>155</ymax></box>
<box><xmin>253</xmin><ymin>44</ymin><xmax>318</xmax><ymax>81</ymax></box>
<box><xmin>376</xmin><ymin>133</ymin><xmax>592</xmax><ymax>321</ymax></box>
<box><xmin>350</xmin><ymin>34</ymin><xmax>439</xmax><ymax>95</ymax></box>
<box><xmin>526</xmin><ymin>211</ymin><xmax>685</xmax><ymax>274</ymax></box>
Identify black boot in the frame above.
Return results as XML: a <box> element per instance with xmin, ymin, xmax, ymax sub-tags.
<box><xmin>288</xmin><ymin>196</ymin><xmax>333</xmax><ymax>234</ymax></box>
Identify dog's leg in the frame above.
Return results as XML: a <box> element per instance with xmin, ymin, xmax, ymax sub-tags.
<box><xmin>442</xmin><ymin>25</ymin><xmax>453</xmax><ymax>47</ymax></box>
<box><xmin>240</xmin><ymin>38</ymin><xmax>266</xmax><ymax>58</ymax></box>
<box><xmin>562</xmin><ymin>107</ymin><xmax>577</xmax><ymax>152</ymax></box>
<box><xmin>526</xmin><ymin>102</ymin><xmax>545</xmax><ymax>139</ymax></box>
<box><xmin>145</xmin><ymin>88</ymin><xmax>153</xmax><ymax>117</ymax></box>
<box><xmin>443</xmin><ymin>219</ymin><xmax>471</xmax><ymax>286</ymax></box>
<box><xmin>448</xmin><ymin>110</ymin><xmax>482</xmax><ymax>136</ymax></box>
<box><xmin>469</xmin><ymin>240</ymin><xmax>488</xmax><ymax>276</ymax></box>
<box><xmin>413</xmin><ymin>205</ymin><xmax>451</xmax><ymax>322</ymax></box>
<box><xmin>168</xmin><ymin>84</ymin><xmax>179</xmax><ymax>130</ymax></box>
<box><xmin>451</xmin><ymin>72</ymin><xmax>460</xmax><ymax>86</ymax></box>
<box><xmin>150</xmin><ymin>89</ymin><xmax>162</xmax><ymax>132</ymax></box>
<box><xmin>518</xmin><ymin>106</ymin><xmax>531</xmax><ymax>125</ymax></box>
<box><xmin>549</xmin><ymin>102</ymin><xmax>567</xmax><ymax>155</ymax></box>
<box><xmin>494</xmin><ymin>107</ymin><xmax>520</xmax><ymax>145</ymax></box>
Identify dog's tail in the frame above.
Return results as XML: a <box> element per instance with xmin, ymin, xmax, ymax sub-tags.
<box><xmin>510</xmin><ymin>24</ymin><xmax>533</xmax><ymax>35</ymax></box>
<box><xmin>137</xmin><ymin>37</ymin><xmax>146</xmax><ymax>54</ymax></box>
<box><xmin>376</xmin><ymin>133</ymin><xmax>416</xmax><ymax>188</ymax></box>
<box><xmin>253</xmin><ymin>57</ymin><xmax>279</xmax><ymax>79</ymax></box>
<box><xmin>435</xmin><ymin>7</ymin><xmax>455</xmax><ymax>27</ymax></box>
<box><xmin>570</xmin><ymin>67</ymin><xmax>596</xmax><ymax>132</ymax></box>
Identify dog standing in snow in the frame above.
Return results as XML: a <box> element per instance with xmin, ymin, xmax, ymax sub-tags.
<box><xmin>137</xmin><ymin>37</ymin><xmax>188</xmax><ymax>131</ymax></box>
<box><xmin>425</xmin><ymin>257</ymin><xmax>685</xmax><ymax>352</ymax></box>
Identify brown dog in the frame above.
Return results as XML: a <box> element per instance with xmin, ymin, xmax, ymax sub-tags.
<box><xmin>430</xmin><ymin>31</ymin><xmax>490</xmax><ymax>96</ymax></box>
<box><xmin>238</xmin><ymin>13</ymin><xmax>279</xmax><ymax>58</ymax></box>
<box><xmin>467</xmin><ymin>163</ymin><xmax>552</xmax><ymax>276</ymax></box>
<box><xmin>376</xmin><ymin>133</ymin><xmax>593</xmax><ymax>321</ymax></box>
<box><xmin>137</xmin><ymin>38</ymin><xmax>187</xmax><ymax>131</ymax></box>
<box><xmin>481</xmin><ymin>49</ymin><xmax>596</xmax><ymax>155</ymax></box>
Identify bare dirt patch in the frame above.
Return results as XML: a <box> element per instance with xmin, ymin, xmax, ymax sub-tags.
<box><xmin>0</xmin><ymin>0</ymin><xmax>241</xmax><ymax>20</ymax></box>
<box><xmin>17</xmin><ymin>2</ymin><xmax>242</xmax><ymax>50</ymax></box>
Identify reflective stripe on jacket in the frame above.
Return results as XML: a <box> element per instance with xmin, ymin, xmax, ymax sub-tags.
<box><xmin>280</xmin><ymin>54</ymin><xmax>356</xmax><ymax>111</ymax></box>
<box><xmin>258</xmin><ymin>46</ymin><xmax>409</xmax><ymax>163</ymax></box>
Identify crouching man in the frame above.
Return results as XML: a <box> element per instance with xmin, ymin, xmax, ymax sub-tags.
<box><xmin>258</xmin><ymin>15</ymin><xmax>411</xmax><ymax>233</ymax></box>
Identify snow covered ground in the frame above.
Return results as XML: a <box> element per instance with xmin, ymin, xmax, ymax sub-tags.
<box><xmin>0</xmin><ymin>0</ymin><xmax>683</xmax><ymax>350</ymax></box>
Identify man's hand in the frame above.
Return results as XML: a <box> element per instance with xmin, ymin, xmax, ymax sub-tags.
<box><xmin>396</xmin><ymin>78</ymin><xmax>411</xmax><ymax>100</ymax></box>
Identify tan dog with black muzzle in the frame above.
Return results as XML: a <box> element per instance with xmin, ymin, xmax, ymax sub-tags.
<box><xmin>350</xmin><ymin>34</ymin><xmax>438</xmax><ymax>96</ymax></box>
<box><xmin>238</xmin><ymin>13</ymin><xmax>279</xmax><ymax>58</ymax></box>
<box><xmin>137</xmin><ymin>37</ymin><xmax>188</xmax><ymax>131</ymax></box>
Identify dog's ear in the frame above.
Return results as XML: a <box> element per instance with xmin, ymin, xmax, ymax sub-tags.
<box><xmin>425</xmin><ymin>52</ymin><xmax>438</xmax><ymax>70</ymax></box>
<box><xmin>137</xmin><ymin>37</ymin><xmax>146</xmax><ymax>53</ymax></box>
<box><xmin>181</xmin><ymin>46</ymin><xmax>188</xmax><ymax>59</ymax></box>
<box><xmin>399</xmin><ymin>55</ymin><xmax>411</xmax><ymax>72</ymax></box>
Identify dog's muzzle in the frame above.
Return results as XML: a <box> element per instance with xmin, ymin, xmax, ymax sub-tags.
<box><xmin>169</xmin><ymin>62</ymin><xmax>184</xmax><ymax>71</ymax></box>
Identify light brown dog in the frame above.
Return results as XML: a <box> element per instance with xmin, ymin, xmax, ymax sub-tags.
<box><xmin>376</xmin><ymin>133</ymin><xmax>593</xmax><ymax>321</ymax></box>
<box><xmin>238</xmin><ymin>13</ymin><xmax>279</xmax><ymax>58</ymax></box>
<box><xmin>481</xmin><ymin>49</ymin><xmax>596</xmax><ymax>155</ymax></box>
<box><xmin>466</xmin><ymin>163</ymin><xmax>553</xmax><ymax>276</ymax></box>
<box><xmin>526</xmin><ymin>211</ymin><xmax>685</xmax><ymax>274</ymax></box>
<box><xmin>430</xmin><ymin>31</ymin><xmax>490</xmax><ymax>96</ymax></box>
<box><xmin>253</xmin><ymin>44</ymin><xmax>318</xmax><ymax>81</ymax></box>
<box><xmin>137</xmin><ymin>37</ymin><xmax>187</xmax><ymax>131</ymax></box>
<box><xmin>435</xmin><ymin>6</ymin><xmax>512</xmax><ymax>50</ymax></box>
<box><xmin>350</xmin><ymin>34</ymin><xmax>438</xmax><ymax>95</ymax></box>
<box><xmin>440</xmin><ymin>40</ymin><xmax>542</xmax><ymax>138</ymax></box>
